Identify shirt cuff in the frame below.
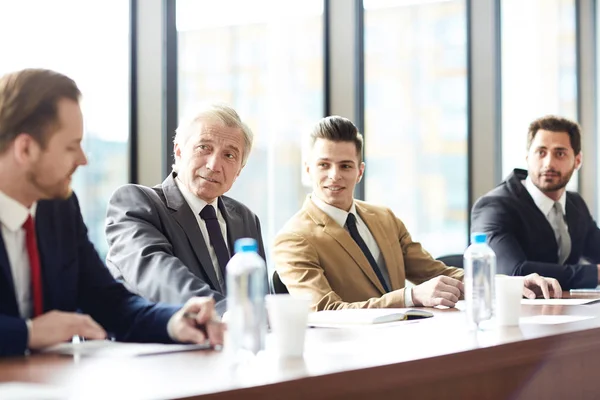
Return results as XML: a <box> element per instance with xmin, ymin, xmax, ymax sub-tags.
<box><xmin>25</xmin><ymin>319</ymin><xmax>33</xmax><ymax>355</ymax></box>
<box><xmin>404</xmin><ymin>287</ymin><xmax>414</xmax><ymax>307</ymax></box>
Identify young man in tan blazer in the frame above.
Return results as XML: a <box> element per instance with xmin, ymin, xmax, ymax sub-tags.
<box><xmin>273</xmin><ymin>116</ymin><xmax>562</xmax><ymax>311</ymax></box>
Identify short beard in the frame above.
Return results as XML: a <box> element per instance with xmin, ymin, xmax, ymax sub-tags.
<box><xmin>533</xmin><ymin>168</ymin><xmax>574</xmax><ymax>194</ymax></box>
<box><xmin>27</xmin><ymin>170</ymin><xmax>74</xmax><ymax>201</ymax></box>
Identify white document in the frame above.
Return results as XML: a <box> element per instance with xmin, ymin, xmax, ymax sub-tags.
<box><xmin>0</xmin><ymin>382</ymin><xmax>65</xmax><ymax>400</ymax></box>
<box><xmin>307</xmin><ymin>308</ymin><xmax>432</xmax><ymax>328</ymax></box>
<box><xmin>521</xmin><ymin>298</ymin><xmax>600</xmax><ymax>305</ymax></box>
<box><xmin>41</xmin><ymin>340</ymin><xmax>210</xmax><ymax>357</ymax></box>
<box><xmin>520</xmin><ymin>315</ymin><xmax>594</xmax><ymax>325</ymax></box>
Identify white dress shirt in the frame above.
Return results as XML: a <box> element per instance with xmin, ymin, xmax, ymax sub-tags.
<box><xmin>0</xmin><ymin>190</ymin><xmax>37</xmax><ymax>318</ymax></box>
<box><xmin>311</xmin><ymin>194</ymin><xmax>392</xmax><ymax>292</ymax></box>
<box><xmin>175</xmin><ymin>178</ymin><xmax>229</xmax><ymax>289</ymax></box>
<box><xmin>523</xmin><ymin>176</ymin><xmax>567</xmax><ymax>253</ymax></box>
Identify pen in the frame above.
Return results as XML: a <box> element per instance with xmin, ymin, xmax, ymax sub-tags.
<box><xmin>183</xmin><ymin>312</ymin><xmax>223</xmax><ymax>349</ymax></box>
<box><xmin>183</xmin><ymin>312</ymin><xmax>222</xmax><ymax>321</ymax></box>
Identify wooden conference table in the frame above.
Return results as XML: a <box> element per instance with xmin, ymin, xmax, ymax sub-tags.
<box><xmin>2</xmin><ymin>292</ymin><xmax>600</xmax><ymax>399</ymax></box>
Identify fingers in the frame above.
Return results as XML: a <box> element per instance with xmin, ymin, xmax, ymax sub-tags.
<box><xmin>205</xmin><ymin>320</ymin><xmax>225</xmax><ymax>347</ymax></box>
<box><xmin>536</xmin><ymin>277</ymin><xmax>550</xmax><ymax>299</ymax></box>
<box><xmin>439</xmin><ymin>276</ymin><xmax>464</xmax><ymax>289</ymax></box>
<box><xmin>441</xmin><ymin>284</ymin><xmax>461</xmax><ymax>301</ymax></box>
<box><xmin>74</xmin><ymin>315</ymin><xmax>107</xmax><ymax>340</ymax></box>
<box><xmin>431</xmin><ymin>296</ymin><xmax>456</xmax><ymax>308</ymax></box>
<box><xmin>413</xmin><ymin>276</ymin><xmax>463</xmax><ymax>307</ymax></box>
<box><xmin>522</xmin><ymin>286</ymin><xmax>536</xmax><ymax>299</ymax></box>
<box><xmin>176</xmin><ymin>323</ymin><xmax>208</xmax><ymax>344</ymax></box>
<box><xmin>183</xmin><ymin>297</ymin><xmax>215</xmax><ymax>325</ymax></box>
<box><xmin>550</xmin><ymin>279</ymin><xmax>562</xmax><ymax>298</ymax></box>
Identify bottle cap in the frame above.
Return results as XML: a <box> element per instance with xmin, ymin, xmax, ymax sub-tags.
<box><xmin>234</xmin><ymin>238</ymin><xmax>258</xmax><ymax>253</ymax></box>
<box><xmin>471</xmin><ymin>232</ymin><xmax>487</xmax><ymax>244</ymax></box>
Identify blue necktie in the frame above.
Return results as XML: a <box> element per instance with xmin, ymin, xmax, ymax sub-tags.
<box><xmin>199</xmin><ymin>205</ymin><xmax>230</xmax><ymax>287</ymax></box>
<box><xmin>346</xmin><ymin>213</ymin><xmax>389</xmax><ymax>292</ymax></box>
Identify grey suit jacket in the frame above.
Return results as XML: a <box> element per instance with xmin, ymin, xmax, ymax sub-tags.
<box><xmin>105</xmin><ymin>172</ymin><xmax>266</xmax><ymax>315</ymax></box>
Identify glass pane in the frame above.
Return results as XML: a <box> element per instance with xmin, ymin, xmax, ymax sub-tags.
<box><xmin>0</xmin><ymin>0</ymin><xmax>130</xmax><ymax>259</ymax></box>
<box><xmin>363</xmin><ymin>0</ymin><xmax>468</xmax><ymax>257</ymax></box>
<box><xmin>501</xmin><ymin>0</ymin><xmax>577</xmax><ymax>187</ymax></box>
<box><xmin>177</xmin><ymin>0</ymin><xmax>324</xmax><ymax>261</ymax></box>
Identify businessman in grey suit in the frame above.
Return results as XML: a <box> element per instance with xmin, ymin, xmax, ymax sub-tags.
<box><xmin>105</xmin><ymin>104</ymin><xmax>265</xmax><ymax>316</ymax></box>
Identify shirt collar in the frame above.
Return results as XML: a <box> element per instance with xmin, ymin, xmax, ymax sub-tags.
<box><xmin>311</xmin><ymin>193</ymin><xmax>357</xmax><ymax>228</ymax></box>
<box><xmin>0</xmin><ymin>191</ymin><xmax>37</xmax><ymax>232</ymax></box>
<box><xmin>524</xmin><ymin>176</ymin><xmax>567</xmax><ymax>217</ymax></box>
<box><xmin>175</xmin><ymin>177</ymin><xmax>219</xmax><ymax>217</ymax></box>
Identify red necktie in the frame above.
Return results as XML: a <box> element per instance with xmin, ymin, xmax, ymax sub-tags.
<box><xmin>23</xmin><ymin>215</ymin><xmax>43</xmax><ymax>317</ymax></box>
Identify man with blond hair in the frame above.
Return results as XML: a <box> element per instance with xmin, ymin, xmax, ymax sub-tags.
<box><xmin>106</xmin><ymin>104</ymin><xmax>265</xmax><ymax>315</ymax></box>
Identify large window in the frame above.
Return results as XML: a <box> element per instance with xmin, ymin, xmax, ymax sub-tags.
<box><xmin>0</xmin><ymin>0</ymin><xmax>131</xmax><ymax>259</ymax></box>
<box><xmin>363</xmin><ymin>0</ymin><xmax>468</xmax><ymax>257</ymax></box>
<box><xmin>177</xmin><ymin>0</ymin><xmax>324</xmax><ymax>260</ymax></box>
<box><xmin>501</xmin><ymin>0</ymin><xmax>577</xmax><ymax>186</ymax></box>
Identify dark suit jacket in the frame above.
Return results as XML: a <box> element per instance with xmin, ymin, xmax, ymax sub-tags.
<box><xmin>471</xmin><ymin>168</ymin><xmax>600</xmax><ymax>289</ymax></box>
<box><xmin>105</xmin><ymin>172</ymin><xmax>265</xmax><ymax>315</ymax></box>
<box><xmin>0</xmin><ymin>194</ymin><xmax>178</xmax><ymax>357</ymax></box>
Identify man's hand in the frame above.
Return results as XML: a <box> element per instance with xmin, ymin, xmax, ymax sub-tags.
<box><xmin>28</xmin><ymin>311</ymin><xmax>107</xmax><ymax>350</ymax></box>
<box><xmin>522</xmin><ymin>273</ymin><xmax>562</xmax><ymax>299</ymax></box>
<box><xmin>412</xmin><ymin>276</ymin><xmax>464</xmax><ymax>307</ymax></box>
<box><xmin>167</xmin><ymin>297</ymin><xmax>224</xmax><ymax>347</ymax></box>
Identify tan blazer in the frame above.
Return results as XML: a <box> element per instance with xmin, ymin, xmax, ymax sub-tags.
<box><xmin>273</xmin><ymin>196</ymin><xmax>464</xmax><ymax>311</ymax></box>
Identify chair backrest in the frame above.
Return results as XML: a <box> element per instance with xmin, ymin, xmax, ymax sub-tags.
<box><xmin>272</xmin><ymin>270</ymin><xmax>289</xmax><ymax>294</ymax></box>
<box><xmin>436</xmin><ymin>254</ymin><xmax>464</xmax><ymax>269</ymax></box>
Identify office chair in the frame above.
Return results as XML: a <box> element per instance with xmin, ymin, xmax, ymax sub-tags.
<box><xmin>436</xmin><ymin>254</ymin><xmax>464</xmax><ymax>269</ymax></box>
<box><xmin>272</xmin><ymin>270</ymin><xmax>289</xmax><ymax>294</ymax></box>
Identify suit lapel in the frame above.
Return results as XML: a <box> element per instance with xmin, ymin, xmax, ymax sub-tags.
<box><xmin>565</xmin><ymin>194</ymin><xmax>578</xmax><ymax>261</ymax></box>
<box><xmin>35</xmin><ymin>202</ymin><xmax>55</xmax><ymax>313</ymax></box>
<box><xmin>356</xmin><ymin>202</ymin><xmax>400</xmax><ymax>291</ymax></box>
<box><xmin>218</xmin><ymin>197</ymin><xmax>238</xmax><ymax>253</ymax></box>
<box><xmin>0</xmin><ymin>232</ymin><xmax>18</xmax><ymax>314</ymax></box>
<box><xmin>163</xmin><ymin>174</ymin><xmax>221</xmax><ymax>291</ymax></box>
<box><xmin>305</xmin><ymin>198</ymin><xmax>386</xmax><ymax>295</ymax></box>
<box><xmin>510</xmin><ymin>171</ymin><xmax>561</xmax><ymax>249</ymax></box>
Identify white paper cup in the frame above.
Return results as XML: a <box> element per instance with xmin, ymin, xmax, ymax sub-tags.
<box><xmin>495</xmin><ymin>276</ymin><xmax>524</xmax><ymax>326</ymax></box>
<box><xmin>265</xmin><ymin>294</ymin><xmax>311</xmax><ymax>358</ymax></box>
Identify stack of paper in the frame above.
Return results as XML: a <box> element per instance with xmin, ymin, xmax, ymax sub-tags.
<box><xmin>307</xmin><ymin>308</ymin><xmax>433</xmax><ymax>328</ymax></box>
<box><xmin>41</xmin><ymin>341</ymin><xmax>211</xmax><ymax>357</ymax></box>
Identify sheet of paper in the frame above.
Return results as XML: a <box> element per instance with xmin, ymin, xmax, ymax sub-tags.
<box><xmin>520</xmin><ymin>315</ymin><xmax>594</xmax><ymax>325</ymax></box>
<box><xmin>41</xmin><ymin>340</ymin><xmax>211</xmax><ymax>357</ymax></box>
<box><xmin>521</xmin><ymin>298</ymin><xmax>600</xmax><ymax>305</ymax></box>
<box><xmin>0</xmin><ymin>382</ymin><xmax>65</xmax><ymax>400</ymax></box>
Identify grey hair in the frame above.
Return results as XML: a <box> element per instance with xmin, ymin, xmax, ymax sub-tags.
<box><xmin>173</xmin><ymin>103</ymin><xmax>254</xmax><ymax>170</ymax></box>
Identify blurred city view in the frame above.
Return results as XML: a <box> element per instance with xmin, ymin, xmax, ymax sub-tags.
<box><xmin>364</xmin><ymin>0</ymin><xmax>468</xmax><ymax>257</ymax></box>
<box><xmin>177</xmin><ymin>0</ymin><xmax>325</xmax><ymax>265</ymax></box>
<box><xmin>0</xmin><ymin>0</ymin><xmax>583</xmax><ymax>264</ymax></box>
<box><xmin>0</xmin><ymin>0</ymin><xmax>130</xmax><ymax>260</ymax></box>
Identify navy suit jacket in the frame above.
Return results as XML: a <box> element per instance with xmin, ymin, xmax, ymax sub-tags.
<box><xmin>471</xmin><ymin>169</ymin><xmax>600</xmax><ymax>289</ymax></box>
<box><xmin>0</xmin><ymin>194</ymin><xmax>179</xmax><ymax>357</ymax></box>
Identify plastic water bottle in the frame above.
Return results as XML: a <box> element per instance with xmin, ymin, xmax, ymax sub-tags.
<box><xmin>464</xmin><ymin>232</ymin><xmax>496</xmax><ymax>329</ymax></box>
<box><xmin>226</xmin><ymin>238</ymin><xmax>267</xmax><ymax>357</ymax></box>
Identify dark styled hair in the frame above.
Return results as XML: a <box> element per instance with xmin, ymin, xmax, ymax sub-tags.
<box><xmin>527</xmin><ymin>115</ymin><xmax>581</xmax><ymax>155</ymax></box>
<box><xmin>308</xmin><ymin>116</ymin><xmax>364</xmax><ymax>162</ymax></box>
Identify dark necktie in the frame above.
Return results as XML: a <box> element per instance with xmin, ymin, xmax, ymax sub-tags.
<box><xmin>345</xmin><ymin>213</ymin><xmax>390</xmax><ymax>292</ymax></box>
<box><xmin>199</xmin><ymin>205</ymin><xmax>230</xmax><ymax>285</ymax></box>
<box><xmin>23</xmin><ymin>215</ymin><xmax>43</xmax><ymax>317</ymax></box>
<box><xmin>551</xmin><ymin>202</ymin><xmax>571</xmax><ymax>265</ymax></box>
